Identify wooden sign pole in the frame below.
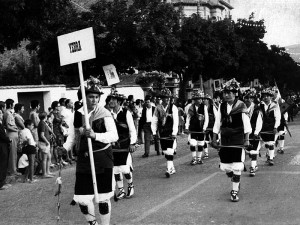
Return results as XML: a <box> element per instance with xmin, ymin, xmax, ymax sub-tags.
<box><xmin>78</xmin><ymin>61</ymin><xmax>99</xmax><ymax>202</ymax></box>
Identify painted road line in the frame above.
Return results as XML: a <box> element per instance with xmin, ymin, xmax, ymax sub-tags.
<box><xmin>130</xmin><ymin>172</ymin><xmax>219</xmax><ymax>223</ymax></box>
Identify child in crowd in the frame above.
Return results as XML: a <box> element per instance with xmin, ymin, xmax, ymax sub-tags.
<box><xmin>20</xmin><ymin>119</ymin><xmax>38</xmax><ymax>183</ymax></box>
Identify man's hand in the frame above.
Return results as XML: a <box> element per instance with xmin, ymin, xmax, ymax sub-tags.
<box><xmin>244</xmin><ymin>140</ymin><xmax>250</xmax><ymax>148</ymax></box>
<box><xmin>184</xmin><ymin>129</ymin><xmax>190</xmax><ymax>134</ymax></box>
<box><xmin>171</xmin><ymin>135</ymin><xmax>176</xmax><ymax>140</ymax></box>
<box><xmin>128</xmin><ymin>144</ymin><xmax>136</xmax><ymax>153</ymax></box>
<box><xmin>153</xmin><ymin>134</ymin><xmax>158</xmax><ymax>140</ymax></box>
<box><xmin>211</xmin><ymin>140</ymin><xmax>219</xmax><ymax>149</ymax></box>
<box><xmin>273</xmin><ymin>128</ymin><xmax>278</xmax><ymax>134</ymax></box>
<box><xmin>253</xmin><ymin>134</ymin><xmax>260</xmax><ymax>140</ymax></box>
<box><xmin>85</xmin><ymin>129</ymin><xmax>96</xmax><ymax>139</ymax></box>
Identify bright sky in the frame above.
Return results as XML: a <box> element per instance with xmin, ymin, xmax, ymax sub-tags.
<box><xmin>231</xmin><ymin>0</ymin><xmax>300</xmax><ymax>47</ymax></box>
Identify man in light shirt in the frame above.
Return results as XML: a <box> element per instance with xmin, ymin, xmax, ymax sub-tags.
<box><xmin>212</xmin><ymin>78</ymin><xmax>251</xmax><ymax>202</ymax></box>
<box><xmin>139</xmin><ymin>95</ymin><xmax>157</xmax><ymax>157</ymax></box>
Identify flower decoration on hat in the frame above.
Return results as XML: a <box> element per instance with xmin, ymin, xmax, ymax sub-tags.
<box><xmin>261</xmin><ymin>87</ymin><xmax>274</xmax><ymax>96</ymax></box>
<box><xmin>108</xmin><ymin>88</ymin><xmax>127</xmax><ymax>101</ymax></box>
<box><xmin>83</xmin><ymin>76</ymin><xmax>104</xmax><ymax>95</ymax></box>
<box><xmin>204</xmin><ymin>94</ymin><xmax>212</xmax><ymax>100</ymax></box>
<box><xmin>191</xmin><ymin>89</ymin><xmax>205</xmax><ymax>100</ymax></box>
<box><xmin>221</xmin><ymin>78</ymin><xmax>240</xmax><ymax>92</ymax></box>
<box><xmin>243</xmin><ymin>88</ymin><xmax>256</xmax><ymax>99</ymax></box>
<box><xmin>158</xmin><ymin>87</ymin><xmax>173</xmax><ymax>98</ymax></box>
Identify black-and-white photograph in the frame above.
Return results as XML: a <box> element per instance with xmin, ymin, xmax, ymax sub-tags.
<box><xmin>0</xmin><ymin>0</ymin><xmax>300</xmax><ymax>224</ymax></box>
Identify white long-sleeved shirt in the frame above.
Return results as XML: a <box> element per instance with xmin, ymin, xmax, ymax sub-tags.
<box><xmin>111</xmin><ymin>107</ymin><xmax>137</xmax><ymax>145</ymax></box>
<box><xmin>213</xmin><ymin>102</ymin><xmax>252</xmax><ymax>134</ymax></box>
<box><xmin>185</xmin><ymin>104</ymin><xmax>209</xmax><ymax>131</ymax></box>
<box><xmin>63</xmin><ymin>105</ymin><xmax>119</xmax><ymax>151</ymax></box>
<box><xmin>151</xmin><ymin>104</ymin><xmax>179</xmax><ymax>136</ymax></box>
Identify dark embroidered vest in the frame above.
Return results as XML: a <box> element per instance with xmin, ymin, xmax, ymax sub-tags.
<box><xmin>260</xmin><ymin>103</ymin><xmax>275</xmax><ymax>132</ymax></box>
<box><xmin>189</xmin><ymin>104</ymin><xmax>205</xmax><ymax>131</ymax></box>
<box><xmin>78</xmin><ymin>116</ymin><xmax>114</xmax><ymax>174</ymax></box>
<box><xmin>220</xmin><ymin>100</ymin><xmax>244</xmax><ymax>145</ymax></box>
<box><xmin>158</xmin><ymin>104</ymin><xmax>174</xmax><ymax>137</ymax></box>
<box><xmin>207</xmin><ymin>105</ymin><xmax>215</xmax><ymax>129</ymax></box>
<box><xmin>113</xmin><ymin>108</ymin><xmax>130</xmax><ymax>149</ymax></box>
<box><xmin>250</xmin><ymin>105</ymin><xmax>260</xmax><ymax>133</ymax></box>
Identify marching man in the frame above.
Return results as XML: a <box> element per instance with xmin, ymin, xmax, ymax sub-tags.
<box><xmin>212</xmin><ymin>78</ymin><xmax>252</xmax><ymax>202</ymax></box>
<box><xmin>203</xmin><ymin>94</ymin><xmax>218</xmax><ymax>159</ymax></box>
<box><xmin>243</xmin><ymin>89</ymin><xmax>261</xmax><ymax>176</ymax></box>
<box><xmin>65</xmin><ymin>76</ymin><xmax>119</xmax><ymax>225</ymax></box>
<box><xmin>109</xmin><ymin>89</ymin><xmax>137</xmax><ymax>200</ymax></box>
<box><xmin>151</xmin><ymin>88</ymin><xmax>179</xmax><ymax>178</ymax></box>
<box><xmin>185</xmin><ymin>89</ymin><xmax>208</xmax><ymax>165</ymax></box>
<box><xmin>257</xmin><ymin>87</ymin><xmax>281</xmax><ymax>166</ymax></box>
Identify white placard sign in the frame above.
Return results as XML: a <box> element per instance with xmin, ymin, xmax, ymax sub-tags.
<box><xmin>57</xmin><ymin>27</ymin><xmax>96</xmax><ymax>66</ymax></box>
<box><xmin>103</xmin><ymin>64</ymin><xmax>120</xmax><ymax>85</ymax></box>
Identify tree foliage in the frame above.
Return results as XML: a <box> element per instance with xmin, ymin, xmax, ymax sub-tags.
<box><xmin>0</xmin><ymin>1</ymin><xmax>299</xmax><ymax>92</ymax></box>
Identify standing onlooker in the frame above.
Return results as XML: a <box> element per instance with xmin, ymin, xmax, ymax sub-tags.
<box><xmin>38</xmin><ymin>112</ymin><xmax>53</xmax><ymax>178</ymax></box>
<box><xmin>29</xmin><ymin>100</ymin><xmax>40</xmax><ymax>143</ymax></box>
<box><xmin>14</xmin><ymin>103</ymin><xmax>25</xmax><ymax>158</ymax></box>
<box><xmin>14</xmin><ymin>103</ymin><xmax>25</xmax><ymax>130</ymax></box>
<box><xmin>0</xmin><ymin>108</ymin><xmax>12</xmax><ymax>190</ymax></box>
<box><xmin>139</xmin><ymin>95</ymin><xmax>157</xmax><ymax>157</ymax></box>
<box><xmin>3</xmin><ymin>99</ymin><xmax>19</xmax><ymax>176</ymax></box>
<box><xmin>20</xmin><ymin>119</ymin><xmax>38</xmax><ymax>183</ymax></box>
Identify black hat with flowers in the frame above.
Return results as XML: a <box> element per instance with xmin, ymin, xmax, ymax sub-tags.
<box><xmin>261</xmin><ymin>87</ymin><xmax>274</xmax><ymax>97</ymax></box>
<box><xmin>158</xmin><ymin>87</ymin><xmax>173</xmax><ymax>98</ymax></box>
<box><xmin>84</xmin><ymin>76</ymin><xmax>104</xmax><ymax>95</ymax></box>
<box><xmin>243</xmin><ymin>88</ymin><xmax>256</xmax><ymax>99</ymax></box>
<box><xmin>221</xmin><ymin>78</ymin><xmax>240</xmax><ymax>92</ymax></box>
<box><xmin>108</xmin><ymin>88</ymin><xmax>127</xmax><ymax>101</ymax></box>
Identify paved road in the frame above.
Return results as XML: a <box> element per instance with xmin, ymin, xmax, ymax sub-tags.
<box><xmin>1</xmin><ymin>117</ymin><xmax>300</xmax><ymax>225</ymax></box>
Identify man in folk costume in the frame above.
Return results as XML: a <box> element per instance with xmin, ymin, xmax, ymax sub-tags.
<box><xmin>65</xmin><ymin>76</ymin><xmax>119</xmax><ymax>225</ymax></box>
<box><xmin>185</xmin><ymin>89</ymin><xmax>208</xmax><ymax>165</ymax></box>
<box><xmin>211</xmin><ymin>78</ymin><xmax>251</xmax><ymax>202</ymax></box>
<box><xmin>272</xmin><ymin>86</ymin><xmax>289</xmax><ymax>154</ymax></box>
<box><xmin>203</xmin><ymin>94</ymin><xmax>218</xmax><ymax>159</ymax></box>
<box><xmin>108</xmin><ymin>89</ymin><xmax>137</xmax><ymax>200</ymax></box>
<box><xmin>243</xmin><ymin>89</ymin><xmax>261</xmax><ymax>177</ymax></box>
<box><xmin>258</xmin><ymin>87</ymin><xmax>281</xmax><ymax>166</ymax></box>
<box><xmin>151</xmin><ymin>88</ymin><xmax>179</xmax><ymax>178</ymax></box>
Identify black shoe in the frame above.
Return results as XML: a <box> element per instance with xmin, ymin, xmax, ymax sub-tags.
<box><xmin>142</xmin><ymin>154</ymin><xmax>149</xmax><ymax>158</ymax></box>
<box><xmin>230</xmin><ymin>190</ymin><xmax>239</xmax><ymax>202</ymax></box>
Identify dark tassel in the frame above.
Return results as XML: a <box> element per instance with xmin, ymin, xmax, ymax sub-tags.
<box><xmin>70</xmin><ymin>200</ymin><xmax>77</xmax><ymax>206</ymax></box>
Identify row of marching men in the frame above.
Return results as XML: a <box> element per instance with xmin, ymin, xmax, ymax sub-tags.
<box><xmin>185</xmin><ymin>78</ymin><xmax>289</xmax><ymax>203</ymax></box>
<box><xmin>63</xmin><ymin>76</ymin><xmax>289</xmax><ymax>225</ymax></box>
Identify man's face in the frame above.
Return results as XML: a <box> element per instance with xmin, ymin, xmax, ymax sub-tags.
<box><xmin>20</xmin><ymin>106</ymin><xmax>25</xmax><ymax>114</ymax></box>
<box><xmin>194</xmin><ymin>98</ymin><xmax>202</xmax><ymax>105</ymax></box>
<box><xmin>162</xmin><ymin>97</ymin><xmax>170</xmax><ymax>105</ymax></box>
<box><xmin>223</xmin><ymin>91</ymin><xmax>236</xmax><ymax>103</ymax></box>
<box><xmin>0</xmin><ymin>110</ymin><xmax>3</xmax><ymax>122</ymax></box>
<box><xmin>156</xmin><ymin>98</ymin><xmax>162</xmax><ymax>105</ymax></box>
<box><xmin>262</xmin><ymin>94</ymin><xmax>271</xmax><ymax>104</ymax></box>
<box><xmin>67</xmin><ymin>100</ymin><xmax>73</xmax><ymax>109</ymax></box>
<box><xmin>109</xmin><ymin>97</ymin><xmax>119</xmax><ymax>109</ymax></box>
<box><xmin>145</xmin><ymin>100</ymin><xmax>152</xmax><ymax>108</ymax></box>
<box><xmin>244</xmin><ymin>96</ymin><xmax>253</xmax><ymax>104</ymax></box>
<box><xmin>86</xmin><ymin>93</ymin><xmax>100</xmax><ymax>109</ymax></box>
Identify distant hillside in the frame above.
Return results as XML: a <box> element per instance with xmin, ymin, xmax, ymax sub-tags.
<box><xmin>285</xmin><ymin>44</ymin><xmax>300</xmax><ymax>63</ymax></box>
